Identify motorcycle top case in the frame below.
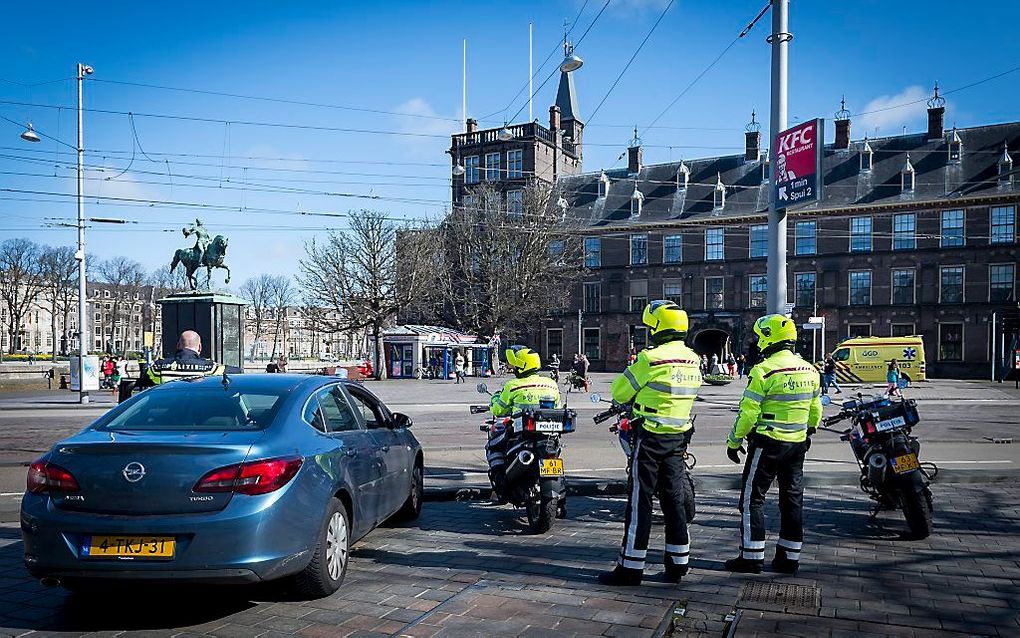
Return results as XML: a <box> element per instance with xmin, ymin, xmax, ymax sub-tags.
<box><xmin>871</xmin><ymin>400</ymin><xmax>920</xmax><ymax>432</ymax></box>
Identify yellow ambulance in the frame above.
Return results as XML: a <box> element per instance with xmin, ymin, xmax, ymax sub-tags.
<box><xmin>829</xmin><ymin>336</ymin><xmax>927</xmax><ymax>383</ymax></box>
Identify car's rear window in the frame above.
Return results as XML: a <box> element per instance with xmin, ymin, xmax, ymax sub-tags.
<box><xmin>95</xmin><ymin>387</ymin><xmax>287</xmax><ymax>431</ymax></box>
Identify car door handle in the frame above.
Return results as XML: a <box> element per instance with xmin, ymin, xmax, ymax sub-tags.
<box><xmin>344</xmin><ymin>449</ymin><xmax>357</xmax><ymax>458</ymax></box>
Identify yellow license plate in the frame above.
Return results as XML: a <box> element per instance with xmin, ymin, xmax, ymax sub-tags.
<box><xmin>83</xmin><ymin>536</ymin><xmax>175</xmax><ymax>559</ymax></box>
<box><xmin>890</xmin><ymin>453</ymin><xmax>920</xmax><ymax>474</ymax></box>
<box><xmin>539</xmin><ymin>459</ymin><xmax>564</xmax><ymax>477</ymax></box>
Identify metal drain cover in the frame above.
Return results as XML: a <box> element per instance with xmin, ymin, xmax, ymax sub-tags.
<box><xmin>737</xmin><ymin>581</ymin><xmax>820</xmax><ymax>611</ymax></box>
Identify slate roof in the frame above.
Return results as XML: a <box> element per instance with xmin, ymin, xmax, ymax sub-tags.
<box><xmin>552</xmin><ymin>121</ymin><xmax>1020</xmax><ymax>228</ymax></box>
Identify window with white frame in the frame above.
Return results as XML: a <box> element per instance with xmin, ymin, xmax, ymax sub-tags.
<box><xmin>663</xmin><ymin>235</ymin><xmax>682</xmax><ymax>263</ymax></box>
<box><xmin>506</xmin><ymin>189</ymin><xmax>524</xmax><ymax>215</ymax></box>
<box><xmin>629</xmin><ymin>280</ymin><xmax>647</xmax><ymax>313</ymax></box>
<box><xmin>464</xmin><ymin>155</ymin><xmax>480</xmax><ymax>184</ymax></box>
<box><xmin>850</xmin><ymin>216</ymin><xmax>873</xmax><ymax>252</ymax></box>
<box><xmin>583</xmin><ymin>327</ymin><xmax>601</xmax><ymax>360</ymax></box>
<box><xmin>506</xmin><ymin>150</ymin><xmax>523</xmax><ymax>179</ymax></box>
<box><xmin>630</xmin><ymin>234</ymin><xmax>648</xmax><ymax>266</ymax></box>
<box><xmin>891</xmin><ymin>323</ymin><xmax>915</xmax><ymax>337</ymax></box>
<box><xmin>848</xmin><ymin>324</ymin><xmax>872</xmax><ymax>339</ymax></box>
<box><xmin>849</xmin><ymin>270</ymin><xmax>872</xmax><ymax>305</ymax></box>
<box><xmin>941</xmin><ymin>210</ymin><xmax>965</xmax><ymax>247</ymax></box>
<box><xmin>705</xmin><ymin>277</ymin><xmax>724</xmax><ymax>309</ymax></box>
<box><xmin>663</xmin><ymin>280</ymin><xmax>683</xmax><ymax>305</ymax></box>
<box><xmin>940</xmin><ymin>266</ymin><xmax>964</xmax><ymax>303</ymax></box>
<box><xmin>583</xmin><ymin>282</ymin><xmax>601</xmax><ymax>313</ymax></box>
<box><xmin>484</xmin><ymin>152</ymin><xmax>500</xmax><ymax>182</ymax></box>
<box><xmin>584</xmin><ymin>237</ymin><xmax>601</xmax><ymax>268</ymax></box>
<box><xmin>546</xmin><ymin>328</ymin><xmax>562</xmax><ymax>359</ymax></box>
<box><xmin>750</xmin><ymin>224</ymin><xmax>768</xmax><ymax>259</ymax></box>
<box><xmin>891</xmin><ymin>269</ymin><xmax>915</xmax><ymax>305</ymax></box>
<box><xmin>990</xmin><ymin>264</ymin><xmax>1015</xmax><ymax>302</ymax></box>
<box><xmin>991</xmin><ymin>206</ymin><xmax>1016</xmax><ymax>244</ymax></box>
<box><xmin>794</xmin><ymin>272</ymin><xmax>816</xmax><ymax>309</ymax></box>
<box><xmin>938</xmin><ymin>323</ymin><xmax>963</xmax><ymax>361</ymax></box>
<box><xmin>705</xmin><ymin>228</ymin><xmax>724</xmax><ymax>261</ymax></box>
<box><xmin>795</xmin><ymin>221</ymin><xmax>816</xmax><ymax>256</ymax></box>
<box><xmin>749</xmin><ymin>275</ymin><xmax>767</xmax><ymax>308</ymax></box>
<box><xmin>893</xmin><ymin>213</ymin><xmax>915</xmax><ymax>250</ymax></box>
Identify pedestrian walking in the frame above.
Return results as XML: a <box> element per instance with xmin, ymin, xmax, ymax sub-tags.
<box><xmin>700</xmin><ymin>354</ymin><xmax>708</xmax><ymax>376</ymax></box>
<box><xmin>737</xmin><ymin>353</ymin><xmax>747</xmax><ymax>379</ymax></box>
<box><xmin>46</xmin><ymin>368</ymin><xmax>54</xmax><ymax>389</ymax></box>
<box><xmin>277</xmin><ymin>356</ymin><xmax>288</xmax><ymax>373</ymax></box>
<box><xmin>454</xmin><ymin>351</ymin><xmax>466</xmax><ymax>384</ymax></box>
<box><xmin>726</xmin><ymin>353</ymin><xmax>737</xmax><ymax>377</ymax></box>
<box><xmin>710</xmin><ymin>353</ymin><xmax>719</xmax><ymax>375</ymax></box>
<box><xmin>578</xmin><ymin>353</ymin><xmax>591</xmax><ymax>392</ymax></box>
<box><xmin>725</xmin><ymin>315</ymin><xmax>822</xmax><ymax>575</ymax></box>
<box><xmin>886</xmin><ymin>360</ymin><xmax>902</xmax><ymax>398</ymax></box>
<box><xmin>116</xmin><ymin>356</ymin><xmax>129</xmax><ymax>382</ymax></box>
<box><xmin>822</xmin><ymin>355</ymin><xmax>842</xmax><ymax>395</ymax></box>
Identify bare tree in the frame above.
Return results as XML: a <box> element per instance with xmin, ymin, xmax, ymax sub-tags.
<box><xmin>299</xmin><ymin>211</ymin><xmax>435</xmax><ymax>380</ymax></box>
<box><xmin>39</xmin><ymin>246</ymin><xmax>78</xmax><ymax>358</ymax></box>
<box><xmin>267</xmin><ymin>276</ymin><xmax>297</xmax><ymax>359</ymax></box>
<box><xmin>425</xmin><ymin>182</ymin><xmax>584</xmax><ymax>341</ymax></box>
<box><xmin>0</xmin><ymin>239</ymin><xmax>46</xmax><ymax>354</ymax></box>
<box><xmin>149</xmin><ymin>265</ymin><xmax>189</xmax><ymax>298</ymax></box>
<box><xmin>97</xmin><ymin>257</ymin><xmax>146</xmax><ymax>355</ymax></box>
<box><xmin>240</xmin><ymin>274</ymin><xmax>276</xmax><ymax>361</ymax></box>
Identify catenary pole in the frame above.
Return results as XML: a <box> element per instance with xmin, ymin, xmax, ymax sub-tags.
<box><xmin>462</xmin><ymin>40</ymin><xmax>467</xmax><ymax>129</ymax></box>
<box><xmin>529</xmin><ymin>23</ymin><xmax>533</xmax><ymax>122</ymax></box>
<box><xmin>76</xmin><ymin>63</ymin><xmax>92</xmax><ymax>404</ymax></box>
<box><xmin>766</xmin><ymin>0</ymin><xmax>789</xmax><ymax>314</ymax></box>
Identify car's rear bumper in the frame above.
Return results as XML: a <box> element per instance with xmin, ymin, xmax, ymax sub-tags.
<box><xmin>20</xmin><ymin>487</ymin><xmax>319</xmax><ymax>584</ymax></box>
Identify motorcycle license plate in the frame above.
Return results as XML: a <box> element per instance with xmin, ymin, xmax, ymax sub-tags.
<box><xmin>535</xmin><ymin>420</ymin><xmax>564</xmax><ymax>432</ymax></box>
<box><xmin>875</xmin><ymin>416</ymin><xmax>906</xmax><ymax>432</ymax></box>
<box><xmin>539</xmin><ymin>459</ymin><xmax>564</xmax><ymax>477</ymax></box>
<box><xmin>890</xmin><ymin>453</ymin><xmax>919</xmax><ymax>474</ymax></box>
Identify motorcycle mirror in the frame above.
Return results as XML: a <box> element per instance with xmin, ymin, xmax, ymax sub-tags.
<box><xmin>897</xmin><ymin>378</ymin><xmax>909</xmax><ymax>389</ymax></box>
<box><xmin>476</xmin><ymin>382</ymin><xmax>488</xmax><ymax>395</ymax></box>
<box><xmin>820</xmin><ymin>395</ymin><xmax>831</xmax><ymax>406</ymax></box>
<box><xmin>590</xmin><ymin>393</ymin><xmax>602</xmax><ymax>403</ymax></box>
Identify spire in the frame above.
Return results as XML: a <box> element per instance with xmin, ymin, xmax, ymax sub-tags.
<box><xmin>555</xmin><ymin>68</ymin><xmax>581</xmax><ymax>122</ymax></box>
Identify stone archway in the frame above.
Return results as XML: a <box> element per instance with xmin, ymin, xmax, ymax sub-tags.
<box><xmin>691</xmin><ymin>328</ymin><xmax>731</xmax><ymax>361</ymax></box>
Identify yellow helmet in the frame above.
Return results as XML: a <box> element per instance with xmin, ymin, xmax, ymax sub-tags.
<box><xmin>642</xmin><ymin>300</ymin><xmax>689</xmax><ymax>337</ymax></box>
<box><xmin>505</xmin><ymin>345</ymin><xmax>541</xmax><ymax>375</ymax></box>
<box><xmin>753</xmin><ymin>314</ymin><xmax>798</xmax><ymax>351</ymax></box>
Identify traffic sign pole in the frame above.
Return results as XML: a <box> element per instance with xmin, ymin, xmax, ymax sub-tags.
<box><xmin>766</xmin><ymin>0</ymin><xmax>790</xmax><ymax>315</ymax></box>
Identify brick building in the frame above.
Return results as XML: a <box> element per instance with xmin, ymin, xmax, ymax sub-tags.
<box><xmin>539</xmin><ymin>92</ymin><xmax>1018</xmax><ymax>379</ymax></box>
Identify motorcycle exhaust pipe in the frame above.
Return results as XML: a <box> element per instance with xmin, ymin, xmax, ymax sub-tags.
<box><xmin>504</xmin><ymin>450</ymin><xmax>536</xmax><ymax>484</ymax></box>
<box><xmin>867</xmin><ymin>453</ymin><xmax>887</xmax><ymax>487</ymax></box>
<box><xmin>40</xmin><ymin>577</ymin><xmax>61</xmax><ymax>588</ymax></box>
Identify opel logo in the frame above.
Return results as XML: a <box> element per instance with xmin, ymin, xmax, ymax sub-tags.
<box><xmin>122</xmin><ymin>462</ymin><xmax>146</xmax><ymax>483</ymax></box>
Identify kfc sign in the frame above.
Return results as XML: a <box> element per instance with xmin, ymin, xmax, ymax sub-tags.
<box><xmin>773</xmin><ymin>118</ymin><xmax>824</xmax><ymax>209</ymax></box>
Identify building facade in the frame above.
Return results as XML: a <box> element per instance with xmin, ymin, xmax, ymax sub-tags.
<box><xmin>87</xmin><ymin>283</ymin><xmax>162</xmax><ymax>355</ymax></box>
<box><xmin>540</xmin><ymin>96</ymin><xmax>1018</xmax><ymax>379</ymax></box>
<box><xmin>244</xmin><ymin>306</ymin><xmax>366</xmax><ymax>361</ymax></box>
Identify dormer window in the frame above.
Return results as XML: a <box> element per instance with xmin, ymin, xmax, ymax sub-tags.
<box><xmin>676</xmin><ymin>162</ymin><xmax>689</xmax><ymax>190</ymax></box>
<box><xmin>999</xmin><ymin>143</ymin><xmax>1013</xmax><ymax>185</ymax></box>
<box><xmin>713</xmin><ymin>173</ymin><xmax>725</xmax><ymax>210</ymax></box>
<box><xmin>630</xmin><ymin>187</ymin><xmax>644</xmax><ymax>219</ymax></box>
<box><xmin>901</xmin><ymin>153</ymin><xmax>915</xmax><ymax>193</ymax></box>
<box><xmin>598</xmin><ymin>170</ymin><xmax>610</xmax><ymax>198</ymax></box>
<box><xmin>948</xmin><ymin>128</ymin><xmax>963</xmax><ymax>164</ymax></box>
<box><xmin>860</xmin><ymin>137</ymin><xmax>873</xmax><ymax>173</ymax></box>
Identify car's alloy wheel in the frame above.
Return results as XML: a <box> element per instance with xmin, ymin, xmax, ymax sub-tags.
<box><xmin>325</xmin><ymin>511</ymin><xmax>348</xmax><ymax>581</ymax></box>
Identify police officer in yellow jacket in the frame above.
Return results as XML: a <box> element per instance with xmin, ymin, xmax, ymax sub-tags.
<box><xmin>135</xmin><ymin>330</ymin><xmax>235</xmax><ymax>390</ymax></box>
<box><xmin>600</xmin><ymin>301</ymin><xmax>702</xmax><ymax>586</ymax></box>
<box><xmin>725</xmin><ymin>315</ymin><xmax>822</xmax><ymax>574</ymax></box>
<box><xmin>486</xmin><ymin>346</ymin><xmax>560</xmax><ymax>499</ymax></box>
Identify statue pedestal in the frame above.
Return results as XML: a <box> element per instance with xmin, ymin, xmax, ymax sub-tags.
<box><xmin>157</xmin><ymin>292</ymin><xmax>247</xmax><ymax>370</ymax></box>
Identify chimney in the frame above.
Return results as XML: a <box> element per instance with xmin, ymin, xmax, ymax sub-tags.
<box><xmin>834</xmin><ymin>96</ymin><xmax>851</xmax><ymax>150</ymax></box>
<box><xmin>926</xmin><ymin>83</ymin><xmax>945</xmax><ymax>140</ymax></box>
<box><xmin>549</xmin><ymin>105</ymin><xmax>561</xmax><ymax>131</ymax></box>
<box><xmin>628</xmin><ymin>128</ymin><xmax>643</xmax><ymax>174</ymax></box>
<box><xmin>744</xmin><ymin>110</ymin><xmax>761</xmax><ymax>162</ymax></box>
<box><xmin>466</xmin><ymin>118</ymin><xmax>477</xmax><ymax>134</ymax></box>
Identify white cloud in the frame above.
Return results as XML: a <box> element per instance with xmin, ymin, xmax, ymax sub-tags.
<box><xmin>856</xmin><ymin>85</ymin><xmax>937</xmax><ymax>137</ymax></box>
<box><xmin>392</xmin><ymin>98</ymin><xmax>460</xmax><ymax>160</ymax></box>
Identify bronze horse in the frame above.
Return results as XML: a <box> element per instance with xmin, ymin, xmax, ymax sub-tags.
<box><xmin>170</xmin><ymin>235</ymin><xmax>231</xmax><ymax>290</ymax></box>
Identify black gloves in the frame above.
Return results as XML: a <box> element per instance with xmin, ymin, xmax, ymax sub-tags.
<box><xmin>805</xmin><ymin>428</ymin><xmax>816</xmax><ymax>451</ymax></box>
<box><xmin>727</xmin><ymin>445</ymin><xmax>745</xmax><ymax>464</ymax></box>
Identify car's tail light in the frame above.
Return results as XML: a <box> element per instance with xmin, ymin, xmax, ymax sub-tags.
<box><xmin>194</xmin><ymin>456</ymin><xmax>303</xmax><ymax>496</ymax></box>
<box><xmin>27</xmin><ymin>460</ymin><xmax>80</xmax><ymax>494</ymax></box>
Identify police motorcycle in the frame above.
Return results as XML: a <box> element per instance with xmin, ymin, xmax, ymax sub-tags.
<box><xmin>820</xmin><ymin>381</ymin><xmax>936</xmax><ymax>539</ymax></box>
<box><xmin>589</xmin><ymin>393</ymin><xmax>697</xmax><ymax>523</ymax></box>
<box><xmin>471</xmin><ymin>383</ymin><xmax>576</xmax><ymax>534</ymax></box>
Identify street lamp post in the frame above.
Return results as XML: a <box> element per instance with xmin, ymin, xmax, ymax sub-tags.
<box><xmin>75</xmin><ymin>63</ymin><xmax>93</xmax><ymax>404</ymax></box>
<box><xmin>766</xmin><ymin>0</ymin><xmax>790</xmax><ymax>315</ymax></box>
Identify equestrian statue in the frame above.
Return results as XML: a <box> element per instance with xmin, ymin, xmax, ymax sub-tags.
<box><xmin>170</xmin><ymin>219</ymin><xmax>231</xmax><ymax>290</ymax></box>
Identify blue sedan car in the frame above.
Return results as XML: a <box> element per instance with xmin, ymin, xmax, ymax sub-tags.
<box><xmin>21</xmin><ymin>374</ymin><xmax>423</xmax><ymax>597</ymax></box>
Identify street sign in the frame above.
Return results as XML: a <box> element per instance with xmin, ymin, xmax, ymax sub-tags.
<box><xmin>774</xmin><ymin>118</ymin><xmax>824</xmax><ymax>210</ymax></box>
<box><xmin>783</xmin><ymin>302</ymin><xmax>795</xmax><ymax>316</ymax></box>
<box><xmin>802</xmin><ymin>323</ymin><xmax>822</xmax><ymax>330</ymax></box>
<box><xmin>808</xmin><ymin>316</ymin><xmax>824</xmax><ymax>324</ymax></box>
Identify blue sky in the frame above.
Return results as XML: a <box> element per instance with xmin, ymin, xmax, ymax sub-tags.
<box><xmin>2</xmin><ymin>0</ymin><xmax>1019</xmax><ymax>286</ymax></box>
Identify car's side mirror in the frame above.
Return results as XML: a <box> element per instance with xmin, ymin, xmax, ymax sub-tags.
<box><xmin>476</xmin><ymin>383</ymin><xmax>488</xmax><ymax>395</ymax></box>
<box><xmin>590</xmin><ymin>393</ymin><xmax>602</xmax><ymax>403</ymax></box>
<box><xmin>820</xmin><ymin>395</ymin><xmax>831</xmax><ymax>406</ymax></box>
<box><xmin>391</xmin><ymin>412</ymin><xmax>412</xmax><ymax>429</ymax></box>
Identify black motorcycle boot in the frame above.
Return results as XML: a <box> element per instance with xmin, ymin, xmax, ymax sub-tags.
<box><xmin>598</xmin><ymin>565</ymin><xmax>643</xmax><ymax>586</ymax></box>
<box><xmin>771</xmin><ymin>556</ymin><xmax>799</xmax><ymax>574</ymax></box>
<box><xmin>724</xmin><ymin>556</ymin><xmax>763</xmax><ymax>574</ymax></box>
<box><xmin>662</xmin><ymin>565</ymin><xmax>689</xmax><ymax>583</ymax></box>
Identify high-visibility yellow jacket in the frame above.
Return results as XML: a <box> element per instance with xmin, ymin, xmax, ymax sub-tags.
<box><xmin>139</xmin><ymin>349</ymin><xmax>226</xmax><ymax>388</ymax></box>
<box><xmin>610</xmin><ymin>339</ymin><xmax>702</xmax><ymax>435</ymax></box>
<box><xmin>727</xmin><ymin>349</ymin><xmax>822</xmax><ymax>448</ymax></box>
<box><xmin>490</xmin><ymin>373</ymin><xmax>561</xmax><ymax>417</ymax></box>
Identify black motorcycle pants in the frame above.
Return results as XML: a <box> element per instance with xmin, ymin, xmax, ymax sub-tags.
<box><xmin>617</xmin><ymin>429</ymin><xmax>690</xmax><ymax>574</ymax></box>
<box><xmin>737</xmin><ymin>433</ymin><xmax>806</xmax><ymax>564</ymax></box>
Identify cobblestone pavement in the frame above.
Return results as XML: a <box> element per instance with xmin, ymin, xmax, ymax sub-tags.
<box><xmin>0</xmin><ymin>483</ymin><xmax>1017</xmax><ymax>637</ymax></box>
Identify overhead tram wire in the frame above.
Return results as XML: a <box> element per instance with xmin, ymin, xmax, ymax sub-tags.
<box><xmin>0</xmin><ymin>114</ymin><xmax>76</xmax><ymax>150</ymax></box>
<box><xmin>585</xmin><ymin>0</ymin><xmax>676</xmax><ymax>125</ymax></box>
